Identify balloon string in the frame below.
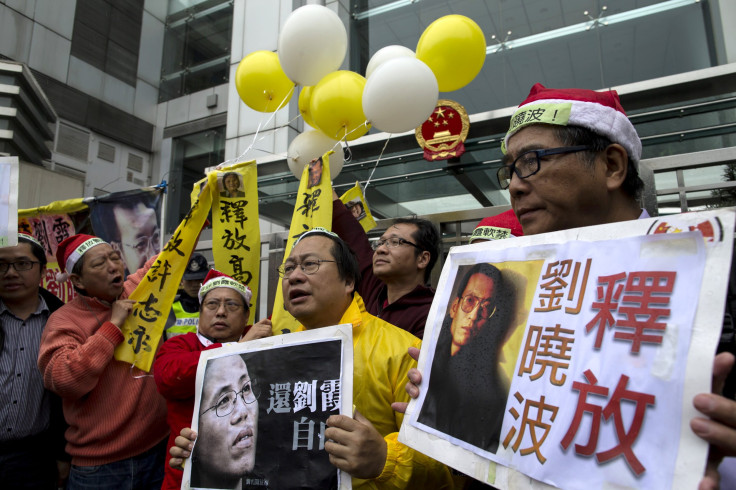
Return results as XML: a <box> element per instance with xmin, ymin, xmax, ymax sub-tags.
<box><xmin>216</xmin><ymin>85</ymin><xmax>296</xmax><ymax>170</ymax></box>
<box><xmin>364</xmin><ymin>133</ymin><xmax>391</xmax><ymax>193</ymax></box>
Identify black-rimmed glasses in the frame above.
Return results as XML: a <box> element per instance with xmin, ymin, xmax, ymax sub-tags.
<box><xmin>278</xmin><ymin>259</ymin><xmax>335</xmax><ymax>278</ymax></box>
<box><xmin>0</xmin><ymin>261</ymin><xmax>40</xmax><ymax>274</ymax></box>
<box><xmin>497</xmin><ymin>146</ymin><xmax>594</xmax><ymax>189</ymax></box>
<box><xmin>371</xmin><ymin>237</ymin><xmax>421</xmax><ymax>251</ymax></box>
<box><xmin>201</xmin><ymin>380</ymin><xmax>259</xmax><ymax>417</ymax></box>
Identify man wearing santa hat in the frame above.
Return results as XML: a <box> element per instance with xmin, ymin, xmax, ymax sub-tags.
<box><xmin>37</xmin><ymin>233</ymin><xmax>168</xmax><ymax>489</ymax></box>
<box><xmin>468</xmin><ymin>209</ymin><xmax>523</xmax><ymax>244</ymax></box>
<box><xmin>154</xmin><ymin>269</ymin><xmax>272</xmax><ymax>490</ymax></box>
<box><xmin>398</xmin><ymin>83</ymin><xmax>736</xmax><ymax>488</ymax></box>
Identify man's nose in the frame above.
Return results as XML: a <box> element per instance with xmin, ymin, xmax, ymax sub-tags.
<box><xmin>2</xmin><ymin>265</ymin><xmax>20</xmax><ymax>278</ymax></box>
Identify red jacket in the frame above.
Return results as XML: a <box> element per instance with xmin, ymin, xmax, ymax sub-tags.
<box><xmin>153</xmin><ymin>333</ymin><xmax>223</xmax><ymax>490</ymax></box>
<box><xmin>332</xmin><ymin>200</ymin><xmax>434</xmax><ymax>338</ymax></box>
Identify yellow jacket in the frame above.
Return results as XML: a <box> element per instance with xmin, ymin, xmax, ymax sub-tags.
<box><xmin>296</xmin><ymin>294</ymin><xmax>454</xmax><ymax>489</ymax></box>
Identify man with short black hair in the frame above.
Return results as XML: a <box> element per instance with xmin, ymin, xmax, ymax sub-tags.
<box><xmin>0</xmin><ymin>233</ymin><xmax>69</xmax><ymax>489</ymax></box>
<box><xmin>171</xmin><ymin>229</ymin><xmax>453</xmax><ymax>488</ymax></box>
<box><xmin>333</xmin><ymin>191</ymin><xmax>440</xmax><ymax>338</ymax></box>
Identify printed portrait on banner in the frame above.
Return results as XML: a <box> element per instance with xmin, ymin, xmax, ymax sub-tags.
<box><xmin>220</xmin><ymin>172</ymin><xmax>246</xmax><ymax>199</ymax></box>
<box><xmin>186</xmin><ymin>327</ymin><xmax>352</xmax><ymax>490</ymax></box>
<box><xmin>89</xmin><ymin>188</ymin><xmax>163</xmax><ymax>276</ymax></box>
<box><xmin>403</xmin><ymin>209</ymin><xmax>734</xmax><ymax>490</ymax></box>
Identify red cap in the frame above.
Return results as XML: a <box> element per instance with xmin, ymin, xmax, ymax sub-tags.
<box><xmin>56</xmin><ymin>234</ymin><xmax>106</xmax><ymax>273</ymax></box>
<box><xmin>198</xmin><ymin>269</ymin><xmax>252</xmax><ymax>305</ymax></box>
<box><xmin>470</xmin><ymin>210</ymin><xmax>523</xmax><ymax>243</ymax></box>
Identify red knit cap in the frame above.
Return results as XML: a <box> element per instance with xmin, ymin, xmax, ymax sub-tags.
<box><xmin>198</xmin><ymin>269</ymin><xmax>252</xmax><ymax>305</ymax></box>
<box><xmin>470</xmin><ymin>210</ymin><xmax>523</xmax><ymax>243</ymax></box>
<box><xmin>502</xmin><ymin>83</ymin><xmax>641</xmax><ymax>164</ymax></box>
<box><xmin>56</xmin><ymin>234</ymin><xmax>107</xmax><ymax>274</ymax></box>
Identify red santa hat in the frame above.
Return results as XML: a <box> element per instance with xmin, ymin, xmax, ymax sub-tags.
<box><xmin>198</xmin><ymin>269</ymin><xmax>252</xmax><ymax>306</ymax></box>
<box><xmin>502</xmin><ymin>83</ymin><xmax>642</xmax><ymax>164</ymax></box>
<box><xmin>470</xmin><ymin>210</ymin><xmax>523</xmax><ymax>243</ymax></box>
<box><xmin>55</xmin><ymin>234</ymin><xmax>107</xmax><ymax>281</ymax></box>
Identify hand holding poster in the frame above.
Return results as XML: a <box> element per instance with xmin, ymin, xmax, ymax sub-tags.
<box><xmin>400</xmin><ymin>209</ymin><xmax>734</xmax><ymax>490</ymax></box>
<box><xmin>339</xmin><ymin>183</ymin><xmax>376</xmax><ymax>233</ymax></box>
<box><xmin>184</xmin><ymin>325</ymin><xmax>353</xmax><ymax>489</ymax></box>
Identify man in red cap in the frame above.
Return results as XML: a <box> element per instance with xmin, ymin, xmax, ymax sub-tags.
<box><xmin>154</xmin><ymin>269</ymin><xmax>272</xmax><ymax>490</ymax></box>
<box><xmin>0</xmin><ymin>233</ymin><xmax>69</xmax><ymax>488</ymax></box>
<box><xmin>469</xmin><ymin>209</ymin><xmax>523</xmax><ymax>243</ymax></box>
<box><xmin>37</xmin><ymin>233</ymin><xmax>168</xmax><ymax>489</ymax></box>
<box><xmin>399</xmin><ymin>83</ymin><xmax>736</xmax><ymax>488</ymax></box>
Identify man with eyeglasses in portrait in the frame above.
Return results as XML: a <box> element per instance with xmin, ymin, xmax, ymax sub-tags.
<box><xmin>37</xmin><ymin>233</ymin><xmax>168</xmax><ymax>489</ymax></box>
<box><xmin>192</xmin><ymin>354</ymin><xmax>260</xmax><ymax>489</ymax></box>
<box><xmin>332</xmin><ymin>190</ymin><xmax>440</xmax><ymax>338</ymax></box>
<box><xmin>154</xmin><ymin>269</ymin><xmax>272</xmax><ymax>490</ymax></box>
<box><xmin>0</xmin><ymin>233</ymin><xmax>70</xmax><ymax>489</ymax></box>
<box><xmin>418</xmin><ymin>263</ymin><xmax>516</xmax><ymax>453</ymax></box>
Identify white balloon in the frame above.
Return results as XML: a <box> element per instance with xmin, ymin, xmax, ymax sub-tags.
<box><xmin>278</xmin><ymin>5</ymin><xmax>347</xmax><ymax>86</ymax></box>
<box><xmin>287</xmin><ymin>130</ymin><xmax>344</xmax><ymax>180</ymax></box>
<box><xmin>365</xmin><ymin>45</ymin><xmax>415</xmax><ymax>79</ymax></box>
<box><xmin>362</xmin><ymin>57</ymin><xmax>438</xmax><ymax>134</ymax></box>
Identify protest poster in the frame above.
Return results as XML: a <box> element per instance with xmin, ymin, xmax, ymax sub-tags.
<box><xmin>271</xmin><ymin>152</ymin><xmax>334</xmax><ymax>336</ymax></box>
<box><xmin>400</xmin><ymin>208</ymin><xmax>735</xmax><ymax>490</ymax></box>
<box><xmin>339</xmin><ymin>182</ymin><xmax>376</xmax><ymax>233</ymax></box>
<box><xmin>211</xmin><ymin>161</ymin><xmax>260</xmax><ymax>324</ymax></box>
<box><xmin>0</xmin><ymin>156</ymin><xmax>19</xmax><ymax>247</ymax></box>
<box><xmin>184</xmin><ymin>324</ymin><xmax>353</xmax><ymax>490</ymax></box>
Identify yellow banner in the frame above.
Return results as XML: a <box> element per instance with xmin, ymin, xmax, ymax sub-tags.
<box><xmin>113</xmin><ymin>179</ymin><xmax>213</xmax><ymax>371</ymax></box>
<box><xmin>271</xmin><ymin>152</ymin><xmax>334</xmax><ymax>335</ymax></box>
<box><xmin>18</xmin><ymin>197</ymin><xmax>88</xmax><ymax>217</ymax></box>
<box><xmin>211</xmin><ymin>161</ymin><xmax>260</xmax><ymax>324</ymax></box>
<box><xmin>339</xmin><ymin>182</ymin><xmax>377</xmax><ymax>232</ymax></box>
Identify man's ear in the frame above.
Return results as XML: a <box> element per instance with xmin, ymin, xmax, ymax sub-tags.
<box><xmin>344</xmin><ymin>279</ymin><xmax>355</xmax><ymax>296</ymax></box>
<box><xmin>449</xmin><ymin>297</ymin><xmax>459</xmax><ymax>319</ymax></box>
<box><xmin>416</xmin><ymin>250</ymin><xmax>431</xmax><ymax>271</ymax></box>
<box><xmin>603</xmin><ymin>143</ymin><xmax>629</xmax><ymax>192</ymax></box>
<box><xmin>70</xmin><ymin>273</ymin><xmax>85</xmax><ymax>292</ymax></box>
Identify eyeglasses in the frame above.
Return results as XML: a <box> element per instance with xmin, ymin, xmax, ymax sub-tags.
<box><xmin>0</xmin><ymin>260</ymin><xmax>40</xmax><ymax>274</ymax></box>
<box><xmin>278</xmin><ymin>259</ymin><xmax>335</xmax><ymax>278</ymax></box>
<box><xmin>202</xmin><ymin>380</ymin><xmax>259</xmax><ymax>417</ymax></box>
<box><xmin>123</xmin><ymin>230</ymin><xmax>161</xmax><ymax>254</ymax></box>
<box><xmin>371</xmin><ymin>237</ymin><xmax>421</xmax><ymax>251</ymax></box>
<box><xmin>459</xmin><ymin>294</ymin><xmax>497</xmax><ymax>319</ymax></box>
<box><xmin>203</xmin><ymin>299</ymin><xmax>244</xmax><ymax>312</ymax></box>
<box><xmin>496</xmin><ymin>146</ymin><xmax>594</xmax><ymax>189</ymax></box>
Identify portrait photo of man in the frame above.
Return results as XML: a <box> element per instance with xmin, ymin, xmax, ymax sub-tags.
<box><xmin>89</xmin><ymin>189</ymin><xmax>162</xmax><ymax>275</ymax></box>
<box><xmin>220</xmin><ymin>172</ymin><xmax>245</xmax><ymax>199</ymax></box>
<box><xmin>307</xmin><ymin>157</ymin><xmax>323</xmax><ymax>189</ymax></box>
<box><xmin>418</xmin><ymin>263</ymin><xmax>526</xmax><ymax>453</ymax></box>
<box><xmin>345</xmin><ymin>198</ymin><xmax>365</xmax><ymax>221</ymax></box>
<box><xmin>191</xmin><ymin>354</ymin><xmax>260</xmax><ymax>490</ymax></box>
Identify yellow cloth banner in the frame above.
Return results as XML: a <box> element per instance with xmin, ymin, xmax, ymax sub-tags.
<box><xmin>271</xmin><ymin>152</ymin><xmax>334</xmax><ymax>335</ymax></box>
<box><xmin>339</xmin><ymin>182</ymin><xmax>377</xmax><ymax>232</ymax></box>
<box><xmin>18</xmin><ymin>197</ymin><xmax>88</xmax><ymax>217</ymax></box>
<box><xmin>211</xmin><ymin>161</ymin><xmax>261</xmax><ymax>324</ymax></box>
<box><xmin>114</xmin><ymin>179</ymin><xmax>213</xmax><ymax>371</ymax></box>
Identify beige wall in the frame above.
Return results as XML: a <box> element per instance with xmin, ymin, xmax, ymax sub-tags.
<box><xmin>17</xmin><ymin>162</ymin><xmax>85</xmax><ymax>210</ymax></box>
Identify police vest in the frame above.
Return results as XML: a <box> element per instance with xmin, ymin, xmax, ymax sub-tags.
<box><xmin>168</xmin><ymin>301</ymin><xmax>199</xmax><ymax>338</ymax></box>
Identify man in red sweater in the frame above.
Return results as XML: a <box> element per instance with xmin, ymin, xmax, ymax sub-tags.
<box><xmin>332</xmin><ymin>190</ymin><xmax>440</xmax><ymax>338</ymax></box>
<box><xmin>154</xmin><ymin>269</ymin><xmax>272</xmax><ymax>490</ymax></box>
<box><xmin>38</xmin><ymin>234</ymin><xmax>169</xmax><ymax>489</ymax></box>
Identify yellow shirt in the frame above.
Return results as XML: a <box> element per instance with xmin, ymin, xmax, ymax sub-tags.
<box><xmin>296</xmin><ymin>293</ymin><xmax>453</xmax><ymax>489</ymax></box>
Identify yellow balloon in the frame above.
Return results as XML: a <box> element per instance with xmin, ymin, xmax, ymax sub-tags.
<box><xmin>310</xmin><ymin>71</ymin><xmax>370</xmax><ymax>141</ymax></box>
<box><xmin>235</xmin><ymin>51</ymin><xmax>295</xmax><ymax>113</ymax></box>
<box><xmin>298</xmin><ymin>86</ymin><xmax>316</xmax><ymax>128</ymax></box>
<box><xmin>416</xmin><ymin>15</ymin><xmax>486</xmax><ymax>92</ymax></box>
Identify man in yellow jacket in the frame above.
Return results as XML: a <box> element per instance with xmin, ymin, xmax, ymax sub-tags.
<box><xmin>170</xmin><ymin>228</ymin><xmax>453</xmax><ymax>489</ymax></box>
